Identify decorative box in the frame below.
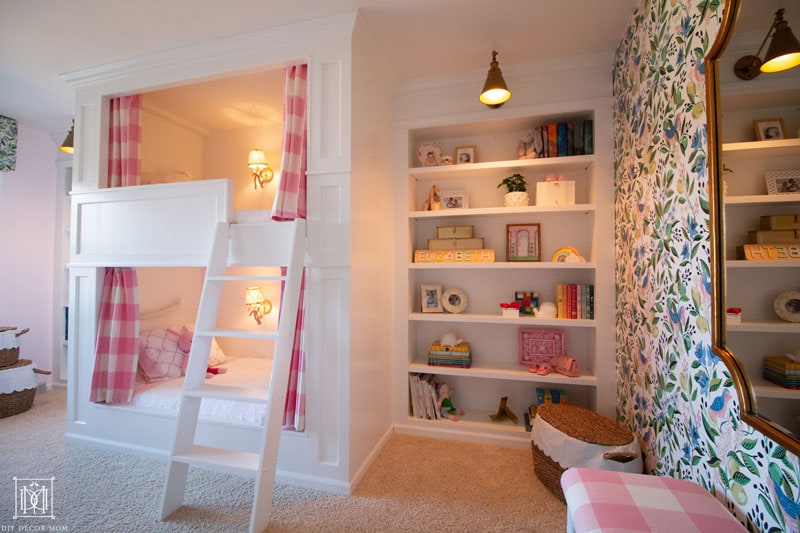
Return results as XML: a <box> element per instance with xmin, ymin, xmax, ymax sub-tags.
<box><xmin>748</xmin><ymin>229</ymin><xmax>800</xmax><ymax>244</ymax></box>
<box><xmin>427</xmin><ymin>237</ymin><xmax>484</xmax><ymax>250</ymax></box>
<box><xmin>536</xmin><ymin>180</ymin><xmax>575</xmax><ymax>206</ymax></box>
<box><xmin>502</xmin><ymin>308</ymin><xmax>520</xmax><ymax>318</ymax></box>
<box><xmin>761</xmin><ymin>214</ymin><xmax>800</xmax><ymax>230</ymax></box>
<box><xmin>436</xmin><ymin>225</ymin><xmax>474</xmax><ymax>239</ymax></box>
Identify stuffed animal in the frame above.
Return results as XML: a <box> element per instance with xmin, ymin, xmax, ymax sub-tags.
<box><xmin>436</xmin><ymin>382</ymin><xmax>463</xmax><ymax>421</ymax></box>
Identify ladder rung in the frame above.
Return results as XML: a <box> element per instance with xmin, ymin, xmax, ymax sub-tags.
<box><xmin>185</xmin><ymin>383</ymin><xmax>270</xmax><ymax>404</ymax></box>
<box><xmin>171</xmin><ymin>445</ymin><xmax>259</xmax><ymax>476</ymax></box>
<box><xmin>196</xmin><ymin>328</ymin><xmax>279</xmax><ymax>340</ymax></box>
<box><xmin>207</xmin><ymin>275</ymin><xmax>286</xmax><ymax>282</ymax></box>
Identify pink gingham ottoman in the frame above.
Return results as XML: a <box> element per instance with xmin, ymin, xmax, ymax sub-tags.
<box><xmin>560</xmin><ymin>468</ymin><xmax>747</xmax><ymax>532</ymax></box>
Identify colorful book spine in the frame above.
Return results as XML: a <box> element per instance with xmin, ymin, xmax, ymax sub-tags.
<box><xmin>557</xmin><ymin>122</ymin><xmax>568</xmax><ymax>157</ymax></box>
<box><xmin>547</xmin><ymin>123</ymin><xmax>558</xmax><ymax>158</ymax></box>
<box><xmin>414</xmin><ymin>249</ymin><xmax>495</xmax><ymax>263</ymax></box>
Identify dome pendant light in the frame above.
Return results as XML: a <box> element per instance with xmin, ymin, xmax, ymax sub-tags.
<box><xmin>479</xmin><ymin>50</ymin><xmax>511</xmax><ymax>109</ymax></box>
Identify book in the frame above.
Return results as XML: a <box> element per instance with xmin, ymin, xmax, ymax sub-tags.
<box><xmin>583</xmin><ymin>119</ymin><xmax>594</xmax><ymax>154</ymax></box>
<box><xmin>414</xmin><ymin>249</ymin><xmax>495</xmax><ymax>263</ymax></box>
<box><xmin>547</xmin><ymin>123</ymin><xmax>558</xmax><ymax>158</ymax></box>
<box><xmin>574</xmin><ymin>120</ymin><xmax>585</xmax><ymax>155</ymax></box>
<box><xmin>557</xmin><ymin>122</ymin><xmax>568</xmax><ymax>157</ymax></box>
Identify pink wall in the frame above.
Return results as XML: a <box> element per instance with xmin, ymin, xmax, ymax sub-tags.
<box><xmin>0</xmin><ymin>123</ymin><xmax>58</xmax><ymax>375</ymax></box>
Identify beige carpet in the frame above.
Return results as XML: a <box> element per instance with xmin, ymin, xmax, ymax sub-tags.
<box><xmin>0</xmin><ymin>388</ymin><xmax>566</xmax><ymax>532</ymax></box>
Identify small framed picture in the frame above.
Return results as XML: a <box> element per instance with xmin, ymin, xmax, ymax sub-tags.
<box><xmin>766</xmin><ymin>170</ymin><xmax>800</xmax><ymax>195</ymax></box>
<box><xmin>506</xmin><ymin>223</ymin><xmax>541</xmax><ymax>262</ymax></box>
<box><xmin>455</xmin><ymin>145</ymin><xmax>476</xmax><ymax>164</ymax></box>
<box><xmin>420</xmin><ymin>284</ymin><xmax>443</xmax><ymax>313</ymax></box>
<box><xmin>440</xmin><ymin>190</ymin><xmax>470</xmax><ymax>209</ymax></box>
<box><xmin>754</xmin><ymin>118</ymin><xmax>786</xmax><ymax>141</ymax></box>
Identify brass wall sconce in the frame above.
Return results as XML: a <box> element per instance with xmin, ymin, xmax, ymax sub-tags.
<box><xmin>734</xmin><ymin>8</ymin><xmax>800</xmax><ymax>80</ymax></box>
<box><xmin>479</xmin><ymin>50</ymin><xmax>511</xmax><ymax>109</ymax></box>
<box><xmin>245</xmin><ymin>286</ymin><xmax>272</xmax><ymax>325</ymax></box>
<box><xmin>60</xmin><ymin>120</ymin><xmax>74</xmax><ymax>154</ymax></box>
<box><xmin>248</xmin><ymin>149</ymin><xmax>274</xmax><ymax>189</ymax></box>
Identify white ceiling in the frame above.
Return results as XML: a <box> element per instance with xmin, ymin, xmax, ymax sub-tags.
<box><xmin>0</xmin><ymin>0</ymin><xmax>795</xmax><ymax>140</ymax></box>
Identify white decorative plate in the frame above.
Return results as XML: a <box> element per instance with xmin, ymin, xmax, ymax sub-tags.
<box><xmin>417</xmin><ymin>142</ymin><xmax>443</xmax><ymax>167</ymax></box>
<box><xmin>774</xmin><ymin>291</ymin><xmax>800</xmax><ymax>322</ymax></box>
<box><xmin>442</xmin><ymin>288</ymin><xmax>468</xmax><ymax>313</ymax></box>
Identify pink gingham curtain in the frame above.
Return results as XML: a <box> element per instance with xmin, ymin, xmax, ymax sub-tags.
<box><xmin>89</xmin><ymin>268</ymin><xmax>139</xmax><ymax>403</ymax></box>
<box><xmin>272</xmin><ymin>64</ymin><xmax>307</xmax><ymax>221</ymax></box>
<box><xmin>272</xmin><ymin>65</ymin><xmax>308</xmax><ymax>430</ymax></box>
<box><xmin>90</xmin><ymin>95</ymin><xmax>141</xmax><ymax>403</ymax></box>
<box><xmin>107</xmin><ymin>94</ymin><xmax>142</xmax><ymax>188</ymax></box>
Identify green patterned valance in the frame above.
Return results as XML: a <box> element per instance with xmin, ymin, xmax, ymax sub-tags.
<box><xmin>0</xmin><ymin>115</ymin><xmax>18</xmax><ymax>171</ymax></box>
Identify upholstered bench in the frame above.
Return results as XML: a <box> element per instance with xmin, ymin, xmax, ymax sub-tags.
<box><xmin>561</xmin><ymin>467</ymin><xmax>747</xmax><ymax>532</ymax></box>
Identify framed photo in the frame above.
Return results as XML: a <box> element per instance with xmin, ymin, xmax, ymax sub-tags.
<box><xmin>440</xmin><ymin>190</ymin><xmax>470</xmax><ymax>209</ymax></box>
<box><xmin>506</xmin><ymin>223</ymin><xmax>541</xmax><ymax>262</ymax></box>
<box><xmin>454</xmin><ymin>145</ymin><xmax>476</xmax><ymax>164</ymax></box>
<box><xmin>766</xmin><ymin>170</ymin><xmax>800</xmax><ymax>195</ymax></box>
<box><xmin>754</xmin><ymin>118</ymin><xmax>786</xmax><ymax>141</ymax></box>
<box><xmin>518</xmin><ymin>327</ymin><xmax>566</xmax><ymax>366</ymax></box>
<box><xmin>420</xmin><ymin>284</ymin><xmax>443</xmax><ymax>313</ymax></box>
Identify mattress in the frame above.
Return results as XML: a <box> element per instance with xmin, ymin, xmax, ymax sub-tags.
<box><xmin>130</xmin><ymin>356</ymin><xmax>273</xmax><ymax>426</ymax></box>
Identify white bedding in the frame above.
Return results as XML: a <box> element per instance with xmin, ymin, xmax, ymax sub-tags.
<box><xmin>130</xmin><ymin>356</ymin><xmax>273</xmax><ymax>426</ymax></box>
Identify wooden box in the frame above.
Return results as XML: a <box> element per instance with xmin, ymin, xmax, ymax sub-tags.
<box><xmin>428</xmin><ymin>237</ymin><xmax>484</xmax><ymax>250</ymax></box>
<box><xmin>761</xmin><ymin>214</ymin><xmax>800</xmax><ymax>230</ymax></box>
<box><xmin>748</xmin><ymin>229</ymin><xmax>800</xmax><ymax>244</ymax></box>
<box><xmin>536</xmin><ymin>181</ymin><xmax>575</xmax><ymax>206</ymax></box>
<box><xmin>436</xmin><ymin>225</ymin><xmax>473</xmax><ymax>239</ymax></box>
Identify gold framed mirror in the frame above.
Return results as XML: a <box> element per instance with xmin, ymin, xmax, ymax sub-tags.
<box><xmin>707</xmin><ymin>0</ymin><xmax>800</xmax><ymax>455</ymax></box>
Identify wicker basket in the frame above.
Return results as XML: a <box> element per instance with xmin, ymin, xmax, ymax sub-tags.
<box><xmin>0</xmin><ymin>327</ymin><xmax>29</xmax><ymax>368</ymax></box>
<box><xmin>531</xmin><ymin>403</ymin><xmax>636</xmax><ymax>500</ymax></box>
<box><xmin>0</xmin><ymin>359</ymin><xmax>49</xmax><ymax>419</ymax></box>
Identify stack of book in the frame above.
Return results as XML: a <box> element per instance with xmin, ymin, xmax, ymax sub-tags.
<box><xmin>530</xmin><ymin>120</ymin><xmax>594</xmax><ymax>159</ymax></box>
<box><xmin>408</xmin><ymin>373</ymin><xmax>449</xmax><ymax>419</ymax></box>
<box><xmin>763</xmin><ymin>356</ymin><xmax>800</xmax><ymax>389</ymax></box>
<box><xmin>414</xmin><ymin>225</ymin><xmax>495</xmax><ymax>263</ymax></box>
<box><xmin>427</xmin><ymin>340</ymin><xmax>471</xmax><ymax>368</ymax></box>
<box><xmin>555</xmin><ymin>284</ymin><xmax>594</xmax><ymax>319</ymax></box>
<box><xmin>524</xmin><ymin>388</ymin><xmax>570</xmax><ymax>430</ymax></box>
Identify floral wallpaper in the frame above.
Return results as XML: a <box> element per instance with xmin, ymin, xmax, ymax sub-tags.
<box><xmin>614</xmin><ymin>0</ymin><xmax>800</xmax><ymax>531</ymax></box>
<box><xmin>0</xmin><ymin>115</ymin><xmax>17</xmax><ymax>172</ymax></box>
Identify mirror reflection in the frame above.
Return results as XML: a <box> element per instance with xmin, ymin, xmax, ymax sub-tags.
<box><xmin>713</xmin><ymin>0</ymin><xmax>800</xmax><ymax>442</ymax></box>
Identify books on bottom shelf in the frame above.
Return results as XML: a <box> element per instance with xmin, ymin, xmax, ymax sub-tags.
<box><xmin>524</xmin><ymin>387</ymin><xmax>569</xmax><ymax>431</ymax></box>
<box><xmin>408</xmin><ymin>373</ymin><xmax>452</xmax><ymax>420</ymax></box>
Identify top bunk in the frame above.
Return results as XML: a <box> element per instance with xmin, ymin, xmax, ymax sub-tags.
<box><xmin>70</xmin><ymin>179</ymin><xmax>275</xmax><ymax>267</ymax></box>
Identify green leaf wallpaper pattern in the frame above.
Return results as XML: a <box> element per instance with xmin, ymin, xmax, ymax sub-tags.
<box><xmin>613</xmin><ymin>0</ymin><xmax>799</xmax><ymax>531</ymax></box>
<box><xmin>0</xmin><ymin>115</ymin><xmax>18</xmax><ymax>172</ymax></box>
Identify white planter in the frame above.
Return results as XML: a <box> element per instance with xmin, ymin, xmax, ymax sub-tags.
<box><xmin>504</xmin><ymin>191</ymin><xmax>529</xmax><ymax>207</ymax></box>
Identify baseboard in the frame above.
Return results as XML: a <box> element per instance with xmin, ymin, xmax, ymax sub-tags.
<box><xmin>347</xmin><ymin>425</ymin><xmax>393</xmax><ymax>491</ymax></box>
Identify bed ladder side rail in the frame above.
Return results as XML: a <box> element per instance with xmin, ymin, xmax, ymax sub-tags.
<box><xmin>159</xmin><ymin>220</ymin><xmax>306</xmax><ymax>533</ymax></box>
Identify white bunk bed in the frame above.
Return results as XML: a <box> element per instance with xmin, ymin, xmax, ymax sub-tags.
<box><xmin>66</xmin><ymin>179</ymin><xmax>293</xmax><ymax>458</ymax></box>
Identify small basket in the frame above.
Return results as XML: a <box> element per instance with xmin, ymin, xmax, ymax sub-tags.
<box><xmin>0</xmin><ymin>327</ymin><xmax>29</xmax><ymax>368</ymax></box>
<box><xmin>0</xmin><ymin>359</ymin><xmax>49</xmax><ymax>418</ymax></box>
<box><xmin>531</xmin><ymin>403</ymin><xmax>636</xmax><ymax>500</ymax></box>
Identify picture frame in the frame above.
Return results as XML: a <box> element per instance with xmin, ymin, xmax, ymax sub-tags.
<box><xmin>766</xmin><ymin>170</ymin><xmax>800</xmax><ymax>195</ymax></box>
<box><xmin>754</xmin><ymin>118</ymin><xmax>786</xmax><ymax>141</ymax></box>
<box><xmin>518</xmin><ymin>327</ymin><xmax>566</xmax><ymax>366</ymax></box>
<box><xmin>440</xmin><ymin>190</ymin><xmax>470</xmax><ymax>209</ymax></box>
<box><xmin>506</xmin><ymin>223</ymin><xmax>541</xmax><ymax>262</ymax></box>
<box><xmin>454</xmin><ymin>145</ymin><xmax>476</xmax><ymax>164</ymax></box>
<box><xmin>420</xmin><ymin>284</ymin><xmax>443</xmax><ymax>313</ymax></box>
<box><xmin>442</xmin><ymin>288</ymin><xmax>468</xmax><ymax>313</ymax></box>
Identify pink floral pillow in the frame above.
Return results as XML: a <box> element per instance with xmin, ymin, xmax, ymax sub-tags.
<box><xmin>138</xmin><ymin>328</ymin><xmax>186</xmax><ymax>382</ymax></box>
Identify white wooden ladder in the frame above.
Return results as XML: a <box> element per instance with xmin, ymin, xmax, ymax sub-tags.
<box><xmin>160</xmin><ymin>219</ymin><xmax>306</xmax><ymax>533</ymax></box>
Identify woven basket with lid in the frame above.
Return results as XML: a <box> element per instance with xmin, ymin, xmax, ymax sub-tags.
<box><xmin>531</xmin><ymin>403</ymin><xmax>637</xmax><ymax>500</ymax></box>
<box><xmin>0</xmin><ymin>327</ymin><xmax>29</xmax><ymax>368</ymax></box>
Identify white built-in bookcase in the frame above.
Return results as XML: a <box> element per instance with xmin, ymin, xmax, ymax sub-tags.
<box><xmin>393</xmin><ymin>98</ymin><xmax>614</xmax><ymax>447</ymax></box>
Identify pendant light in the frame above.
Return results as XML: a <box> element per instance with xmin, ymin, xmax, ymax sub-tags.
<box><xmin>733</xmin><ymin>8</ymin><xmax>800</xmax><ymax>80</ymax></box>
<box><xmin>479</xmin><ymin>50</ymin><xmax>511</xmax><ymax>108</ymax></box>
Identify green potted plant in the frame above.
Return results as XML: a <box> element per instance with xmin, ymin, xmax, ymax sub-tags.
<box><xmin>498</xmin><ymin>173</ymin><xmax>529</xmax><ymax>207</ymax></box>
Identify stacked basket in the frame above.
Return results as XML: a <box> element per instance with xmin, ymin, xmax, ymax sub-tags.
<box><xmin>0</xmin><ymin>327</ymin><xmax>49</xmax><ymax>418</ymax></box>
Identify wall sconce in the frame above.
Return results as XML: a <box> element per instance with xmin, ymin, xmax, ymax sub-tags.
<box><xmin>245</xmin><ymin>286</ymin><xmax>272</xmax><ymax>325</ymax></box>
<box><xmin>60</xmin><ymin>120</ymin><xmax>74</xmax><ymax>154</ymax></box>
<box><xmin>248</xmin><ymin>149</ymin><xmax>274</xmax><ymax>189</ymax></box>
<box><xmin>734</xmin><ymin>8</ymin><xmax>800</xmax><ymax>80</ymax></box>
<box><xmin>479</xmin><ymin>50</ymin><xmax>511</xmax><ymax>109</ymax></box>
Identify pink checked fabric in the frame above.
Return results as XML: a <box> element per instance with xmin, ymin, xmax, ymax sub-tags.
<box><xmin>561</xmin><ymin>468</ymin><xmax>747</xmax><ymax>532</ymax></box>
<box><xmin>272</xmin><ymin>64</ymin><xmax>308</xmax><ymax>221</ymax></box>
<box><xmin>107</xmin><ymin>94</ymin><xmax>142</xmax><ymax>188</ymax></box>
<box><xmin>90</xmin><ymin>268</ymin><xmax>139</xmax><ymax>403</ymax></box>
<box><xmin>281</xmin><ymin>267</ymin><xmax>306</xmax><ymax>431</ymax></box>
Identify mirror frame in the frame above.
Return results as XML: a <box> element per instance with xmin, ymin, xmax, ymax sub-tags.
<box><xmin>706</xmin><ymin>0</ymin><xmax>800</xmax><ymax>455</ymax></box>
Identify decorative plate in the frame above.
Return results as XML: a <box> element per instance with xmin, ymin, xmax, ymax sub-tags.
<box><xmin>417</xmin><ymin>142</ymin><xmax>443</xmax><ymax>167</ymax></box>
<box><xmin>442</xmin><ymin>288</ymin><xmax>468</xmax><ymax>313</ymax></box>
<box><xmin>774</xmin><ymin>291</ymin><xmax>800</xmax><ymax>322</ymax></box>
<box><xmin>552</xmin><ymin>246</ymin><xmax>580</xmax><ymax>262</ymax></box>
